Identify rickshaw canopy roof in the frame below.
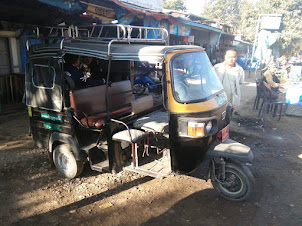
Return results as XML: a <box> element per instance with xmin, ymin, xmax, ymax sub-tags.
<box><xmin>29</xmin><ymin>41</ymin><xmax>203</xmax><ymax>63</ymax></box>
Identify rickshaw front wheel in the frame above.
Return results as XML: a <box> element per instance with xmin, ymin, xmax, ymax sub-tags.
<box><xmin>53</xmin><ymin>144</ymin><xmax>84</xmax><ymax>179</ymax></box>
<box><xmin>211</xmin><ymin>162</ymin><xmax>253</xmax><ymax>202</ymax></box>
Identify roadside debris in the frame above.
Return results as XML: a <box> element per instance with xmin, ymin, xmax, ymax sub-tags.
<box><xmin>99</xmin><ymin>202</ymin><xmax>113</xmax><ymax>210</ymax></box>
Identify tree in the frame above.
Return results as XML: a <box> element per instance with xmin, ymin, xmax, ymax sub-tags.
<box><xmin>239</xmin><ymin>0</ymin><xmax>258</xmax><ymax>42</ymax></box>
<box><xmin>202</xmin><ymin>0</ymin><xmax>302</xmax><ymax>55</ymax></box>
<box><xmin>202</xmin><ymin>0</ymin><xmax>241</xmax><ymax>29</ymax></box>
<box><xmin>163</xmin><ymin>0</ymin><xmax>187</xmax><ymax>12</ymax></box>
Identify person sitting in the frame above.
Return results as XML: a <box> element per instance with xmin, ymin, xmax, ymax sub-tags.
<box><xmin>259</xmin><ymin>64</ymin><xmax>286</xmax><ymax>101</ymax></box>
<box><xmin>64</xmin><ymin>55</ymin><xmax>105</xmax><ymax>89</ymax></box>
<box><xmin>81</xmin><ymin>56</ymin><xmax>106</xmax><ymax>80</ymax></box>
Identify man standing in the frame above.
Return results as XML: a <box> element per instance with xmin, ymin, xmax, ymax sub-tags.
<box><xmin>214</xmin><ymin>49</ymin><xmax>244</xmax><ymax>111</ymax></box>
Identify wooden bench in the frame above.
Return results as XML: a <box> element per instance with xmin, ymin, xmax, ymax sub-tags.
<box><xmin>69</xmin><ymin>80</ymin><xmax>133</xmax><ymax>128</ymax></box>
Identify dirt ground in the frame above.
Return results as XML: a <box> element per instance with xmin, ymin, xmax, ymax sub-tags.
<box><xmin>1</xmin><ymin>78</ymin><xmax>302</xmax><ymax>225</ymax></box>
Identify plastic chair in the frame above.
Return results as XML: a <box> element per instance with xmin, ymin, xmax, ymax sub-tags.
<box><xmin>253</xmin><ymin>78</ymin><xmax>265</xmax><ymax>110</ymax></box>
<box><xmin>258</xmin><ymin>81</ymin><xmax>283</xmax><ymax>121</ymax></box>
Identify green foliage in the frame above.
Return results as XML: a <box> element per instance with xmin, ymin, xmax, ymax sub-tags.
<box><xmin>202</xmin><ymin>0</ymin><xmax>302</xmax><ymax>55</ymax></box>
<box><xmin>239</xmin><ymin>0</ymin><xmax>257</xmax><ymax>42</ymax></box>
<box><xmin>163</xmin><ymin>0</ymin><xmax>187</xmax><ymax>12</ymax></box>
<box><xmin>203</xmin><ymin>0</ymin><xmax>240</xmax><ymax>28</ymax></box>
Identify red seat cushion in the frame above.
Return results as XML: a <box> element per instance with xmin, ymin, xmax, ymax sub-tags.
<box><xmin>80</xmin><ymin>107</ymin><xmax>132</xmax><ymax>128</ymax></box>
<box><xmin>80</xmin><ymin>113</ymin><xmax>106</xmax><ymax>128</ymax></box>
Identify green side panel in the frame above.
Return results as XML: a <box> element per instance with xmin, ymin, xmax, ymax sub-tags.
<box><xmin>41</xmin><ymin>112</ymin><xmax>63</xmax><ymax>122</ymax></box>
<box><xmin>43</xmin><ymin>122</ymin><xmax>62</xmax><ymax>131</ymax></box>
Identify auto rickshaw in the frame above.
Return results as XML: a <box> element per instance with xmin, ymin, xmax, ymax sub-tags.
<box><xmin>25</xmin><ymin>24</ymin><xmax>254</xmax><ymax>201</ymax></box>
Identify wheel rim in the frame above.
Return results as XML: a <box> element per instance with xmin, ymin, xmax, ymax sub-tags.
<box><xmin>58</xmin><ymin>153</ymin><xmax>73</xmax><ymax>172</ymax></box>
<box><xmin>219</xmin><ymin>170</ymin><xmax>243</xmax><ymax>195</ymax></box>
<box><xmin>133</xmin><ymin>84</ymin><xmax>145</xmax><ymax>94</ymax></box>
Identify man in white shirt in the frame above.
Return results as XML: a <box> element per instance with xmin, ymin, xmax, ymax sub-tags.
<box><xmin>214</xmin><ymin>49</ymin><xmax>245</xmax><ymax>110</ymax></box>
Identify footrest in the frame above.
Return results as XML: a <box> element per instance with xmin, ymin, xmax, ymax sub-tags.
<box><xmin>90</xmin><ymin>160</ymin><xmax>110</xmax><ymax>172</ymax></box>
<box><xmin>124</xmin><ymin>156</ymin><xmax>172</xmax><ymax>178</ymax></box>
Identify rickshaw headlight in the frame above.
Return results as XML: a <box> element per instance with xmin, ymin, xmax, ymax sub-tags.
<box><xmin>206</xmin><ymin>121</ymin><xmax>212</xmax><ymax>133</ymax></box>
<box><xmin>188</xmin><ymin>122</ymin><xmax>205</xmax><ymax>137</ymax></box>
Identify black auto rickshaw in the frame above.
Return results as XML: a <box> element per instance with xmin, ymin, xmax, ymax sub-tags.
<box><xmin>25</xmin><ymin>24</ymin><xmax>254</xmax><ymax>201</ymax></box>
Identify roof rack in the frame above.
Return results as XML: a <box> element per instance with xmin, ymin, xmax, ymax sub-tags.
<box><xmin>31</xmin><ymin>25</ymin><xmax>89</xmax><ymax>38</ymax></box>
<box><xmin>27</xmin><ymin>24</ymin><xmax>169</xmax><ymax>56</ymax></box>
<box><xmin>75</xmin><ymin>24</ymin><xmax>169</xmax><ymax>43</ymax></box>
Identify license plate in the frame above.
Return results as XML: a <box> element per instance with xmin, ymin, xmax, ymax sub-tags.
<box><xmin>222</xmin><ymin>125</ymin><xmax>229</xmax><ymax>142</ymax></box>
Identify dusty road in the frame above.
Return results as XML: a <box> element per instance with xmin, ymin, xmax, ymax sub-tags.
<box><xmin>0</xmin><ymin>80</ymin><xmax>302</xmax><ymax>225</ymax></box>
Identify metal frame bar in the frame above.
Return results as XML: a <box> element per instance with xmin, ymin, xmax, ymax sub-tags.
<box><xmin>27</xmin><ymin>24</ymin><xmax>169</xmax><ymax>54</ymax></box>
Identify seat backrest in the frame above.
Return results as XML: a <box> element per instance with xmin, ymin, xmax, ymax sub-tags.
<box><xmin>131</xmin><ymin>95</ymin><xmax>154</xmax><ymax>115</ymax></box>
<box><xmin>255</xmin><ymin>78</ymin><xmax>264</xmax><ymax>96</ymax></box>
<box><xmin>255</xmin><ymin>78</ymin><xmax>260</xmax><ymax>94</ymax></box>
<box><xmin>107</xmin><ymin>80</ymin><xmax>133</xmax><ymax>111</ymax></box>
<box><xmin>70</xmin><ymin>80</ymin><xmax>133</xmax><ymax>118</ymax></box>
<box><xmin>256</xmin><ymin>77</ymin><xmax>269</xmax><ymax>97</ymax></box>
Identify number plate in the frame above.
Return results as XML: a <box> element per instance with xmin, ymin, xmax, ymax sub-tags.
<box><xmin>222</xmin><ymin>125</ymin><xmax>229</xmax><ymax>142</ymax></box>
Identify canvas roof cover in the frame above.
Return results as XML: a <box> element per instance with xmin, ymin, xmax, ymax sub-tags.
<box><xmin>29</xmin><ymin>42</ymin><xmax>203</xmax><ymax>63</ymax></box>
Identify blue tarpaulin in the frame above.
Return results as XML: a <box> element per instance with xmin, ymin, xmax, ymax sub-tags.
<box><xmin>285</xmin><ymin>84</ymin><xmax>302</xmax><ymax>106</ymax></box>
<box><xmin>115</xmin><ymin>7</ymin><xmax>135</xmax><ymax>25</ymax></box>
<box><xmin>144</xmin><ymin>17</ymin><xmax>162</xmax><ymax>39</ymax></box>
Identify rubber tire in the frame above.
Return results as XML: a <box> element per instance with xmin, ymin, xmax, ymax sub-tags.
<box><xmin>133</xmin><ymin>83</ymin><xmax>146</xmax><ymax>95</ymax></box>
<box><xmin>53</xmin><ymin>144</ymin><xmax>84</xmax><ymax>179</ymax></box>
<box><xmin>211</xmin><ymin>162</ymin><xmax>253</xmax><ymax>202</ymax></box>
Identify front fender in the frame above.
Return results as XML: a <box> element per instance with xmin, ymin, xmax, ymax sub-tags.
<box><xmin>49</xmin><ymin>132</ymin><xmax>86</xmax><ymax>161</ymax></box>
<box><xmin>207</xmin><ymin>138</ymin><xmax>254</xmax><ymax>162</ymax></box>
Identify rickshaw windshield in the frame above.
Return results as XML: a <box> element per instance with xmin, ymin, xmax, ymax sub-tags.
<box><xmin>171</xmin><ymin>51</ymin><xmax>223</xmax><ymax>103</ymax></box>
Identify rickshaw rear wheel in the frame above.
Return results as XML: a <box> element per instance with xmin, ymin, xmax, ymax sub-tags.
<box><xmin>53</xmin><ymin>144</ymin><xmax>84</xmax><ymax>179</ymax></box>
<box><xmin>211</xmin><ymin>162</ymin><xmax>253</xmax><ymax>202</ymax></box>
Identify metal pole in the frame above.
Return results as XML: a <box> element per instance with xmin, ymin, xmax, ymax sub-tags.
<box><xmin>250</xmin><ymin>14</ymin><xmax>261</xmax><ymax>78</ymax></box>
<box><xmin>10</xmin><ymin>75</ymin><xmax>14</xmax><ymax>103</ymax></box>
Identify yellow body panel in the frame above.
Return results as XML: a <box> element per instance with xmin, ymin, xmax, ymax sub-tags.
<box><xmin>28</xmin><ymin>106</ymin><xmax>32</xmax><ymax>117</ymax></box>
<box><xmin>165</xmin><ymin>50</ymin><xmax>224</xmax><ymax>113</ymax></box>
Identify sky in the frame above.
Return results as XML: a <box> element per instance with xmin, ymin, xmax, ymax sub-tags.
<box><xmin>185</xmin><ymin>0</ymin><xmax>205</xmax><ymax>16</ymax></box>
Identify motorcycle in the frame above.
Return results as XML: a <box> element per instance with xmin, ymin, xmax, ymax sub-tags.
<box><xmin>133</xmin><ymin>70</ymin><xmax>162</xmax><ymax>95</ymax></box>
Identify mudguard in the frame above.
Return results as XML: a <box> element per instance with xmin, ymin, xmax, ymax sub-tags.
<box><xmin>207</xmin><ymin>138</ymin><xmax>254</xmax><ymax>162</ymax></box>
<box><xmin>49</xmin><ymin>132</ymin><xmax>86</xmax><ymax>161</ymax></box>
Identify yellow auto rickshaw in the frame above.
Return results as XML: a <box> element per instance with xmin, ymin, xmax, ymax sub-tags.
<box><xmin>25</xmin><ymin>24</ymin><xmax>253</xmax><ymax>201</ymax></box>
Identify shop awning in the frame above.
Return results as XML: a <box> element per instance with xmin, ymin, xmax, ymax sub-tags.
<box><xmin>174</xmin><ymin>17</ymin><xmax>234</xmax><ymax>36</ymax></box>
